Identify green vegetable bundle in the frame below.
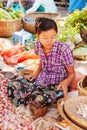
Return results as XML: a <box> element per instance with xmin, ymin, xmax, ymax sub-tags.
<box><xmin>64</xmin><ymin>7</ymin><xmax>87</xmax><ymax>31</ymax></box>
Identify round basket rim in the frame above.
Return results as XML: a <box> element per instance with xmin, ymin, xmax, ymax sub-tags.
<box><xmin>23</xmin><ymin>12</ymin><xmax>59</xmax><ymax>23</ymax></box>
<box><xmin>77</xmin><ymin>80</ymin><xmax>84</xmax><ymax>89</ymax></box>
<box><xmin>0</xmin><ymin>18</ymin><xmax>22</xmax><ymax>37</ymax></box>
<box><xmin>77</xmin><ymin>75</ymin><xmax>87</xmax><ymax>96</ymax></box>
<box><xmin>22</xmin><ymin>12</ymin><xmax>59</xmax><ymax>34</ymax></box>
<box><xmin>64</xmin><ymin>96</ymin><xmax>87</xmax><ymax>129</ymax></box>
<box><xmin>57</xmin><ymin>99</ymin><xmax>83</xmax><ymax>130</ymax></box>
<box><xmin>79</xmin><ymin>75</ymin><xmax>87</xmax><ymax>88</ymax></box>
<box><xmin>0</xmin><ymin>18</ymin><xmax>22</xmax><ymax>22</ymax></box>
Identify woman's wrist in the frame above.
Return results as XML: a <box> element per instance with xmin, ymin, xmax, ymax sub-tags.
<box><xmin>34</xmin><ymin>73</ymin><xmax>39</xmax><ymax>78</ymax></box>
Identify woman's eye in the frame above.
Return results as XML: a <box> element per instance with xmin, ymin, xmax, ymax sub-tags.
<box><xmin>44</xmin><ymin>38</ymin><xmax>48</xmax><ymax>40</ymax></box>
<box><xmin>43</xmin><ymin>37</ymin><xmax>56</xmax><ymax>40</ymax></box>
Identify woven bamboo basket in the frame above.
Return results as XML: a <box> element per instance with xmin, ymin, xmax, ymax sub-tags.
<box><xmin>57</xmin><ymin>99</ymin><xmax>84</xmax><ymax>130</ymax></box>
<box><xmin>22</xmin><ymin>12</ymin><xmax>59</xmax><ymax>34</ymax></box>
<box><xmin>64</xmin><ymin>96</ymin><xmax>87</xmax><ymax>129</ymax></box>
<box><xmin>77</xmin><ymin>75</ymin><xmax>87</xmax><ymax>96</ymax></box>
<box><xmin>0</xmin><ymin>18</ymin><xmax>22</xmax><ymax>37</ymax></box>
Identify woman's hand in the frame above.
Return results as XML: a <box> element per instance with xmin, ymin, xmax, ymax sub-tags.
<box><xmin>24</xmin><ymin>59</ymin><xmax>42</xmax><ymax>81</ymax></box>
<box><xmin>24</xmin><ymin>74</ymin><xmax>37</xmax><ymax>81</ymax></box>
<box><xmin>56</xmin><ymin>80</ymin><xmax>69</xmax><ymax>99</ymax></box>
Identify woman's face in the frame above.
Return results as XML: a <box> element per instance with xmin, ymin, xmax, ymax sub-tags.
<box><xmin>37</xmin><ymin>29</ymin><xmax>57</xmax><ymax>50</ymax></box>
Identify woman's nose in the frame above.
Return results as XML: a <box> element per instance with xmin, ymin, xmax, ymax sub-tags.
<box><xmin>47</xmin><ymin>38</ymin><xmax>52</xmax><ymax>43</ymax></box>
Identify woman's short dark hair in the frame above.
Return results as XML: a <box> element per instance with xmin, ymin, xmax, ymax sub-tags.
<box><xmin>35</xmin><ymin>17</ymin><xmax>58</xmax><ymax>34</ymax></box>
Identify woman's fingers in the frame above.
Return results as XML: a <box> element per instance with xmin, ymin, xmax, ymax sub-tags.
<box><xmin>24</xmin><ymin>75</ymin><xmax>34</xmax><ymax>81</ymax></box>
<box><xmin>56</xmin><ymin>84</ymin><xmax>61</xmax><ymax>90</ymax></box>
<box><xmin>62</xmin><ymin>86</ymin><xmax>68</xmax><ymax>100</ymax></box>
<box><xmin>56</xmin><ymin>84</ymin><xmax>68</xmax><ymax>99</ymax></box>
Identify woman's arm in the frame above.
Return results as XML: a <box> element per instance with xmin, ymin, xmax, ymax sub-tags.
<box><xmin>34</xmin><ymin>59</ymin><xmax>42</xmax><ymax>77</ymax></box>
<box><xmin>56</xmin><ymin>65</ymin><xmax>75</xmax><ymax>98</ymax></box>
<box><xmin>24</xmin><ymin>59</ymin><xmax>42</xmax><ymax>81</ymax></box>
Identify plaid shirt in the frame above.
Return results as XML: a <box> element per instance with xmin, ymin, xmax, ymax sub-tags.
<box><xmin>34</xmin><ymin>41</ymin><xmax>74</xmax><ymax>86</ymax></box>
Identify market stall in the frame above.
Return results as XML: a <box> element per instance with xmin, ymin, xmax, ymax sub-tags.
<box><xmin>0</xmin><ymin>3</ymin><xmax>87</xmax><ymax>130</ymax></box>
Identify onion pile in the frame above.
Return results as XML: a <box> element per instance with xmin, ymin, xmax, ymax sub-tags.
<box><xmin>0</xmin><ymin>73</ymin><xmax>33</xmax><ymax>130</ymax></box>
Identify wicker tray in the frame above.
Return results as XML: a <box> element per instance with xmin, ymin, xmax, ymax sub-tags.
<box><xmin>77</xmin><ymin>76</ymin><xmax>87</xmax><ymax>96</ymax></box>
<box><xmin>73</xmin><ymin>44</ymin><xmax>87</xmax><ymax>61</ymax></box>
<box><xmin>22</xmin><ymin>12</ymin><xmax>59</xmax><ymax>34</ymax></box>
<box><xmin>57</xmin><ymin>99</ymin><xmax>84</xmax><ymax>130</ymax></box>
<box><xmin>64</xmin><ymin>96</ymin><xmax>87</xmax><ymax>129</ymax></box>
<box><xmin>74</xmin><ymin>55</ymin><xmax>87</xmax><ymax>61</ymax></box>
<box><xmin>0</xmin><ymin>18</ymin><xmax>22</xmax><ymax>37</ymax></box>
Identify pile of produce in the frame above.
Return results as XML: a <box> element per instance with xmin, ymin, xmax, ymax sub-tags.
<box><xmin>56</xmin><ymin>7</ymin><xmax>87</xmax><ymax>60</ymax></box>
<box><xmin>0</xmin><ymin>38</ymin><xmax>39</xmax><ymax>65</ymax></box>
<box><xmin>64</xmin><ymin>7</ymin><xmax>87</xmax><ymax>31</ymax></box>
<box><xmin>0</xmin><ymin>4</ymin><xmax>24</xmax><ymax>20</ymax></box>
<box><xmin>77</xmin><ymin>104</ymin><xmax>87</xmax><ymax>118</ymax></box>
<box><xmin>57</xmin><ymin>7</ymin><xmax>87</xmax><ymax>43</ymax></box>
<box><xmin>0</xmin><ymin>73</ymin><xmax>33</xmax><ymax>130</ymax></box>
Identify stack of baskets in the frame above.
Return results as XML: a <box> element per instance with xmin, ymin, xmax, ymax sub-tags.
<box><xmin>77</xmin><ymin>75</ymin><xmax>87</xmax><ymax>96</ymax></box>
<box><xmin>0</xmin><ymin>18</ymin><xmax>22</xmax><ymax>37</ymax></box>
<box><xmin>22</xmin><ymin>12</ymin><xmax>59</xmax><ymax>34</ymax></box>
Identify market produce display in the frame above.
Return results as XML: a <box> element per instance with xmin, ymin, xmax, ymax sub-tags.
<box><xmin>64</xmin><ymin>7</ymin><xmax>87</xmax><ymax>31</ymax></box>
<box><xmin>0</xmin><ymin>38</ymin><xmax>39</xmax><ymax>65</ymax></box>
<box><xmin>0</xmin><ymin>73</ymin><xmax>33</xmax><ymax>130</ymax></box>
<box><xmin>64</xmin><ymin>96</ymin><xmax>87</xmax><ymax>129</ymax></box>
<box><xmin>57</xmin><ymin>7</ymin><xmax>87</xmax><ymax>43</ymax></box>
<box><xmin>57</xmin><ymin>7</ymin><xmax>87</xmax><ymax>60</ymax></box>
<box><xmin>77</xmin><ymin>104</ymin><xmax>87</xmax><ymax>118</ymax></box>
<box><xmin>0</xmin><ymin>70</ymin><xmax>59</xmax><ymax>130</ymax></box>
<box><xmin>0</xmin><ymin>3</ymin><xmax>24</xmax><ymax>37</ymax></box>
<box><xmin>0</xmin><ymin>4</ymin><xmax>87</xmax><ymax>130</ymax></box>
<box><xmin>0</xmin><ymin>5</ymin><xmax>24</xmax><ymax>20</ymax></box>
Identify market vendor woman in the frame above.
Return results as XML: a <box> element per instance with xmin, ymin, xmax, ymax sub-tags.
<box><xmin>8</xmin><ymin>17</ymin><xmax>75</xmax><ymax>117</ymax></box>
<box><xmin>25</xmin><ymin>17</ymin><xmax>75</xmax><ymax>107</ymax></box>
